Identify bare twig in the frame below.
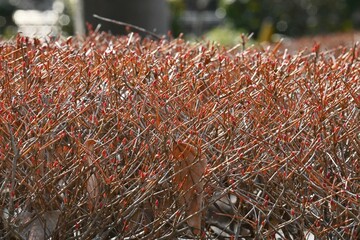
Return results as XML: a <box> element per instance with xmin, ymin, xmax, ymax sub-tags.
<box><xmin>93</xmin><ymin>14</ymin><xmax>162</xmax><ymax>39</ymax></box>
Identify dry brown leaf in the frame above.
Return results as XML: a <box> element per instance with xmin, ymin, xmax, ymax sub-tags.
<box><xmin>172</xmin><ymin>142</ymin><xmax>206</xmax><ymax>235</ymax></box>
<box><xmin>84</xmin><ymin>139</ymin><xmax>100</xmax><ymax>212</ymax></box>
<box><xmin>156</xmin><ymin>109</ymin><xmax>161</xmax><ymax>128</ymax></box>
<box><xmin>16</xmin><ymin>210</ymin><xmax>60</xmax><ymax>239</ymax></box>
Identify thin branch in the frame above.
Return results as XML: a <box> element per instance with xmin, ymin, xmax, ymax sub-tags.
<box><xmin>7</xmin><ymin>124</ymin><xmax>19</xmax><ymax>218</ymax></box>
<box><xmin>93</xmin><ymin>14</ymin><xmax>162</xmax><ymax>40</ymax></box>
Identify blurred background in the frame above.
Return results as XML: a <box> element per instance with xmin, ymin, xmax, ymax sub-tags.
<box><xmin>0</xmin><ymin>0</ymin><xmax>359</xmax><ymax>45</ymax></box>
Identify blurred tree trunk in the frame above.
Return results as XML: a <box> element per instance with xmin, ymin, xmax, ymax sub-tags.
<box><xmin>72</xmin><ymin>0</ymin><xmax>85</xmax><ymax>35</ymax></box>
<box><xmin>83</xmin><ymin>0</ymin><xmax>170</xmax><ymax>37</ymax></box>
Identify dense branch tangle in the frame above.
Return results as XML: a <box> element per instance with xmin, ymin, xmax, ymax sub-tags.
<box><xmin>0</xmin><ymin>32</ymin><xmax>359</xmax><ymax>239</ymax></box>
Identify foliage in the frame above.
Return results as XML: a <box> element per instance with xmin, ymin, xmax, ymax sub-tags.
<box><xmin>0</xmin><ymin>32</ymin><xmax>359</xmax><ymax>239</ymax></box>
<box><xmin>167</xmin><ymin>0</ymin><xmax>186</xmax><ymax>37</ymax></box>
<box><xmin>222</xmin><ymin>0</ymin><xmax>359</xmax><ymax>37</ymax></box>
<box><xmin>204</xmin><ymin>25</ymin><xmax>250</xmax><ymax>46</ymax></box>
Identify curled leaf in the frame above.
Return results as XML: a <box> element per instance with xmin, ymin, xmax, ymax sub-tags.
<box><xmin>172</xmin><ymin>142</ymin><xmax>206</xmax><ymax>235</ymax></box>
<box><xmin>84</xmin><ymin>139</ymin><xmax>99</xmax><ymax>211</ymax></box>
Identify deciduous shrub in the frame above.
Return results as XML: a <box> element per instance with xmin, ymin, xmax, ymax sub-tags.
<box><xmin>0</xmin><ymin>32</ymin><xmax>359</xmax><ymax>239</ymax></box>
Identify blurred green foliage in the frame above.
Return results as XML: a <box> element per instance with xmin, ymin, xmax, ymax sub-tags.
<box><xmin>0</xmin><ymin>1</ymin><xmax>16</xmax><ymax>37</ymax></box>
<box><xmin>169</xmin><ymin>0</ymin><xmax>359</xmax><ymax>39</ymax></box>
<box><xmin>204</xmin><ymin>25</ymin><xmax>244</xmax><ymax>46</ymax></box>
<box><xmin>168</xmin><ymin>0</ymin><xmax>185</xmax><ymax>37</ymax></box>
<box><xmin>204</xmin><ymin>25</ymin><xmax>256</xmax><ymax>46</ymax></box>
<box><xmin>221</xmin><ymin>0</ymin><xmax>360</xmax><ymax>37</ymax></box>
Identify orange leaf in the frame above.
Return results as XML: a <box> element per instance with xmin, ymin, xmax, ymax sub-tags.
<box><xmin>84</xmin><ymin>139</ymin><xmax>100</xmax><ymax>211</ymax></box>
<box><xmin>172</xmin><ymin>142</ymin><xmax>206</xmax><ymax>235</ymax></box>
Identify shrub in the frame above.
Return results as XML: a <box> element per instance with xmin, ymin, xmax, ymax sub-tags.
<box><xmin>0</xmin><ymin>32</ymin><xmax>359</xmax><ymax>239</ymax></box>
